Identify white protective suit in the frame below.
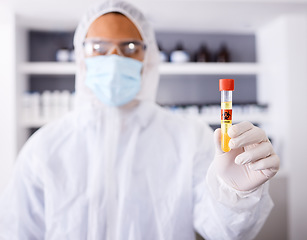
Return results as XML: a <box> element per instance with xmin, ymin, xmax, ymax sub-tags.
<box><xmin>0</xmin><ymin>1</ymin><xmax>273</xmax><ymax>239</ymax></box>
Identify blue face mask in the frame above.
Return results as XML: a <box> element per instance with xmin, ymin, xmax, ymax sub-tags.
<box><xmin>85</xmin><ymin>55</ymin><xmax>143</xmax><ymax>107</ymax></box>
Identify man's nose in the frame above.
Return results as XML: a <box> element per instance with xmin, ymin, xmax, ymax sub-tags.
<box><xmin>108</xmin><ymin>45</ymin><xmax>121</xmax><ymax>56</ymax></box>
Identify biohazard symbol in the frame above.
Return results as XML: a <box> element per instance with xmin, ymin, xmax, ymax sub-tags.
<box><xmin>223</xmin><ymin>111</ymin><xmax>231</xmax><ymax>120</ymax></box>
<box><xmin>221</xmin><ymin>109</ymin><xmax>232</xmax><ymax>120</ymax></box>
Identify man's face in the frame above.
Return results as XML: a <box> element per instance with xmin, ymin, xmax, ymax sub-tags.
<box><xmin>85</xmin><ymin>13</ymin><xmax>145</xmax><ymax>61</ymax></box>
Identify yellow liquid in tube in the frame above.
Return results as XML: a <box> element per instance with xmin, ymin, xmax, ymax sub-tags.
<box><xmin>221</xmin><ymin>101</ymin><xmax>232</xmax><ymax>152</ymax></box>
<box><xmin>221</xmin><ymin>122</ymin><xmax>231</xmax><ymax>152</ymax></box>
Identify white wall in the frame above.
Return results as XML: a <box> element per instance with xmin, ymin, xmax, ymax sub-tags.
<box><xmin>255</xmin><ymin>175</ymin><xmax>288</xmax><ymax>240</ymax></box>
<box><xmin>0</xmin><ymin>5</ymin><xmax>16</xmax><ymax>193</ymax></box>
<box><xmin>257</xmin><ymin>14</ymin><xmax>307</xmax><ymax>240</ymax></box>
<box><xmin>284</xmin><ymin>15</ymin><xmax>307</xmax><ymax>240</ymax></box>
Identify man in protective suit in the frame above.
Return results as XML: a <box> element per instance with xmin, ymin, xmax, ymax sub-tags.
<box><xmin>0</xmin><ymin>1</ymin><xmax>279</xmax><ymax>239</ymax></box>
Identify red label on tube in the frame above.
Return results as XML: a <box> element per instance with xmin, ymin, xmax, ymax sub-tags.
<box><xmin>221</xmin><ymin>109</ymin><xmax>232</xmax><ymax>121</ymax></box>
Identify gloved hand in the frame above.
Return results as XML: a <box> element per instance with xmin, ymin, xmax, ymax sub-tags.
<box><xmin>211</xmin><ymin>121</ymin><xmax>280</xmax><ymax>192</ymax></box>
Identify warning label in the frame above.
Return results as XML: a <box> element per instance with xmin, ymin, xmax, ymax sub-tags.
<box><xmin>221</xmin><ymin>109</ymin><xmax>232</xmax><ymax>121</ymax></box>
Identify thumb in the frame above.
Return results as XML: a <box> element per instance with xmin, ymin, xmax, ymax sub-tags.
<box><xmin>214</xmin><ymin>128</ymin><xmax>224</xmax><ymax>155</ymax></box>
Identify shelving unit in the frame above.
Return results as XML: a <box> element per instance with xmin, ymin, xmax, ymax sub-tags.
<box><xmin>20</xmin><ymin>62</ymin><xmax>76</xmax><ymax>75</ymax></box>
<box><xmin>201</xmin><ymin>113</ymin><xmax>270</xmax><ymax>125</ymax></box>
<box><xmin>159</xmin><ymin>62</ymin><xmax>260</xmax><ymax>75</ymax></box>
<box><xmin>19</xmin><ymin>60</ymin><xmax>265</xmax><ymax>129</ymax></box>
<box><xmin>21</xmin><ymin>109</ymin><xmax>270</xmax><ymax>128</ymax></box>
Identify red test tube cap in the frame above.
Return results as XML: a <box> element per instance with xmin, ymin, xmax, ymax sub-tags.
<box><xmin>219</xmin><ymin>79</ymin><xmax>234</xmax><ymax>91</ymax></box>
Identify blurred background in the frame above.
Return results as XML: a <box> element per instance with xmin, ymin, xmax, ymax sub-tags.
<box><xmin>0</xmin><ymin>0</ymin><xmax>307</xmax><ymax>239</ymax></box>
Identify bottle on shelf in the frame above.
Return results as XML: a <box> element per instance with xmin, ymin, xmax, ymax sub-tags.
<box><xmin>31</xmin><ymin>92</ymin><xmax>40</xmax><ymax>122</ymax></box>
<box><xmin>41</xmin><ymin>90</ymin><xmax>52</xmax><ymax>120</ymax></box>
<box><xmin>170</xmin><ymin>42</ymin><xmax>190</xmax><ymax>63</ymax></box>
<box><xmin>158</xmin><ymin>43</ymin><xmax>169</xmax><ymax>62</ymax></box>
<box><xmin>194</xmin><ymin>43</ymin><xmax>211</xmax><ymax>62</ymax></box>
<box><xmin>55</xmin><ymin>47</ymin><xmax>70</xmax><ymax>62</ymax></box>
<box><xmin>216</xmin><ymin>44</ymin><xmax>230</xmax><ymax>63</ymax></box>
<box><xmin>22</xmin><ymin>92</ymin><xmax>40</xmax><ymax>122</ymax></box>
<box><xmin>22</xmin><ymin>90</ymin><xmax>75</xmax><ymax>124</ymax></box>
<box><xmin>69</xmin><ymin>48</ymin><xmax>75</xmax><ymax>62</ymax></box>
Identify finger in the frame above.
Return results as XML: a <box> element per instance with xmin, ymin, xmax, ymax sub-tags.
<box><xmin>214</xmin><ymin>128</ymin><xmax>224</xmax><ymax>155</ymax></box>
<box><xmin>228</xmin><ymin>121</ymin><xmax>254</xmax><ymax>138</ymax></box>
<box><xmin>261</xmin><ymin>168</ymin><xmax>278</xmax><ymax>179</ymax></box>
<box><xmin>248</xmin><ymin>154</ymin><xmax>280</xmax><ymax>172</ymax></box>
<box><xmin>229</xmin><ymin>126</ymin><xmax>268</xmax><ymax>149</ymax></box>
<box><xmin>234</xmin><ymin>141</ymin><xmax>273</xmax><ymax>165</ymax></box>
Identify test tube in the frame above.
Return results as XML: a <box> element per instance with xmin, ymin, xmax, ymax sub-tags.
<box><xmin>219</xmin><ymin>79</ymin><xmax>234</xmax><ymax>152</ymax></box>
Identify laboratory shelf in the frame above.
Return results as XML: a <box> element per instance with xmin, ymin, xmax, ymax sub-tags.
<box><xmin>21</xmin><ymin>119</ymin><xmax>49</xmax><ymax>128</ymax></box>
<box><xmin>20</xmin><ymin>62</ymin><xmax>76</xmax><ymax>75</ymax></box>
<box><xmin>21</xmin><ymin>113</ymin><xmax>269</xmax><ymax>128</ymax></box>
<box><xmin>201</xmin><ymin>113</ymin><xmax>270</xmax><ymax>125</ymax></box>
<box><xmin>159</xmin><ymin>62</ymin><xmax>260</xmax><ymax>75</ymax></box>
<box><xmin>20</xmin><ymin>62</ymin><xmax>260</xmax><ymax>75</ymax></box>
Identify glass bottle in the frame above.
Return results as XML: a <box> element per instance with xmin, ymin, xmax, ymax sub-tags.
<box><xmin>216</xmin><ymin>44</ymin><xmax>230</xmax><ymax>63</ymax></box>
<box><xmin>170</xmin><ymin>42</ymin><xmax>190</xmax><ymax>63</ymax></box>
<box><xmin>195</xmin><ymin>44</ymin><xmax>210</xmax><ymax>62</ymax></box>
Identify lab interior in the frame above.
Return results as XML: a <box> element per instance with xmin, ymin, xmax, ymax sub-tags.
<box><xmin>0</xmin><ymin>0</ymin><xmax>306</xmax><ymax>239</ymax></box>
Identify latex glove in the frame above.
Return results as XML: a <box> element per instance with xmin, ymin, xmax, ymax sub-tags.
<box><xmin>212</xmin><ymin>121</ymin><xmax>280</xmax><ymax>192</ymax></box>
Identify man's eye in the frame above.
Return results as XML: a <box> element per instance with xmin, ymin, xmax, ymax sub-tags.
<box><xmin>128</xmin><ymin>43</ymin><xmax>136</xmax><ymax>50</ymax></box>
<box><xmin>122</xmin><ymin>43</ymin><xmax>139</xmax><ymax>55</ymax></box>
<box><xmin>93</xmin><ymin>43</ymin><xmax>108</xmax><ymax>54</ymax></box>
<box><xmin>93</xmin><ymin>43</ymin><xmax>100</xmax><ymax>51</ymax></box>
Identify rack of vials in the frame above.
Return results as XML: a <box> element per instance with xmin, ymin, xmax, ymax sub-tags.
<box><xmin>21</xmin><ymin>91</ymin><xmax>75</xmax><ymax>125</ymax></box>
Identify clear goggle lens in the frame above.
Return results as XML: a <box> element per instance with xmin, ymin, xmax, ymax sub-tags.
<box><xmin>83</xmin><ymin>38</ymin><xmax>146</xmax><ymax>59</ymax></box>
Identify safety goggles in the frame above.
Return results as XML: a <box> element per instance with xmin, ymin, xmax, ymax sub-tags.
<box><xmin>83</xmin><ymin>38</ymin><xmax>146</xmax><ymax>59</ymax></box>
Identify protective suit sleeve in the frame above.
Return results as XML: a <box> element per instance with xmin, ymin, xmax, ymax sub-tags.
<box><xmin>0</xmin><ymin>137</ymin><xmax>45</xmax><ymax>240</ymax></box>
<box><xmin>193</xmin><ymin>123</ymin><xmax>273</xmax><ymax>240</ymax></box>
